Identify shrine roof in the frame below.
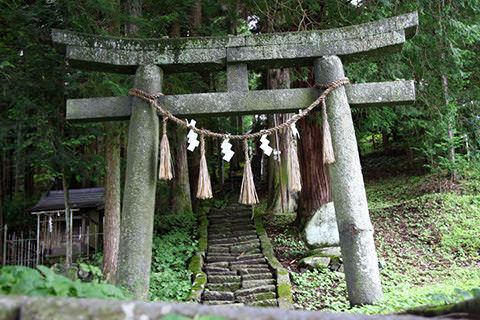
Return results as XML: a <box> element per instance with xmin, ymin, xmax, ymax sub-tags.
<box><xmin>29</xmin><ymin>187</ymin><xmax>104</xmax><ymax>213</ymax></box>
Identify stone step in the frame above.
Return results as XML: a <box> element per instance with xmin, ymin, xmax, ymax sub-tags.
<box><xmin>208</xmin><ymin>238</ymin><xmax>238</xmax><ymax>245</ymax></box>
<box><xmin>206</xmin><ymin>270</ymin><xmax>238</xmax><ymax>276</ymax></box>
<box><xmin>208</xmin><ymin>232</ymin><xmax>232</xmax><ymax>240</ymax></box>
<box><xmin>235</xmin><ymin>285</ymin><xmax>276</xmax><ymax>297</ymax></box>
<box><xmin>230</xmin><ymin>243</ymin><xmax>260</xmax><ymax>253</ymax></box>
<box><xmin>237</xmin><ymin>291</ymin><xmax>276</xmax><ymax>303</ymax></box>
<box><xmin>231</xmin><ymin>264</ymin><xmax>270</xmax><ymax>270</ymax></box>
<box><xmin>237</xmin><ymin>268</ymin><xmax>271</xmax><ymax>275</ymax></box>
<box><xmin>207</xmin><ymin>246</ymin><xmax>229</xmax><ymax>254</ymax></box>
<box><xmin>207</xmin><ymin>261</ymin><xmax>229</xmax><ymax>268</ymax></box>
<box><xmin>242</xmin><ymin>279</ymin><xmax>275</xmax><ymax>289</ymax></box>
<box><xmin>209</xmin><ymin>217</ymin><xmax>251</xmax><ymax>224</ymax></box>
<box><xmin>250</xmin><ymin>299</ymin><xmax>278</xmax><ymax>307</ymax></box>
<box><xmin>208</xmin><ymin>275</ymin><xmax>241</xmax><ymax>283</ymax></box>
<box><xmin>231</xmin><ymin>225</ymin><xmax>256</xmax><ymax>232</ymax></box>
<box><xmin>232</xmin><ymin>253</ymin><xmax>264</xmax><ymax>260</ymax></box>
<box><xmin>204</xmin><ymin>266</ymin><xmax>230</xmax><ymax>272</ymax></box>
<box><xmin>230</xmin><ymin>258</ymin><xmax>266</xmax><ymax>265</ymax></box>
<box><xmin>205</xmin><ymin>255</ymin><xmax>237</xmax><ymax>263</ymax></box>
<box><xmin>242</xmin><ymin>273</ymin><xmax>273</xmax><ymax>281</ymax></box>
<box><xmin>203</xmin><ymin>290</ymin><xmax>235</xmax><ymax>301</ymax></box>
<box><xmin>231</xmin><ymin>230</ymin><xmax>257</xmax><ymax>237</ymax></box>
<box><xmin>209</xmin><ymin>237</ymin><xmax>259</xmax><ymax>246</ymax></box>
<box><xmin>207</xmin><ymin>282</ymin><xmax>241</xmax><ymax>292</ymax></box>
<box><xmin>203</xmin><ymin>301</ymin><xmax>238</xmax><ymax>305</ymax></box>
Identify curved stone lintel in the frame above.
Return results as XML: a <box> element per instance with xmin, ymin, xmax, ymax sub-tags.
<box><xmin>52</xmin><ymin>12</ymin><xmax>418</xmax><ymax>73</ymax></box>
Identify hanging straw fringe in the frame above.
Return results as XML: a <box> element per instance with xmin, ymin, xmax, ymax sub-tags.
<box><xmin>322</xmin><ymin>100</ymin><xmax>335</xmax><ymax>164</ymax></box>
<box><xmin>288</xmin><ymin>128</ymin><xmax>302</xmax><ymax>192</ymax></box>
<box><xmin>197</xmin><ymin>134</ymin><xmax>213</xmax><ymax>199</ymax></box>
<box><xmin>158</xmin><ymin>116</ymin><xmax>173</xmax><ymax>180</ymax></box>
<box><xmin>239</xmin><ymin>139</ymin><xmax>259</xmax><ymax>205</ymax></box>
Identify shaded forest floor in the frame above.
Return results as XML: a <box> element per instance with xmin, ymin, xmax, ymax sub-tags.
<box><xmin>261</xmin><ymin>153</ymin><xmax>480</xmax><ymax>314</ymax></box>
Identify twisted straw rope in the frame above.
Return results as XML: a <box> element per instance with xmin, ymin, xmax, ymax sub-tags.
<box><xmin>129</xmin><ymin>77</ymin><xmax>349</xmax><ymax>140</ymax></box>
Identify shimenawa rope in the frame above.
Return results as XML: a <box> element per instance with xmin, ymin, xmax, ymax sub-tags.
<box><xmin>129</xmin><ymin>77</ymin><xmax>349</xmax><ymax>204</ymax></box>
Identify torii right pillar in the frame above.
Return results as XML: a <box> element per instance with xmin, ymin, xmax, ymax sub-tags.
<box><xmin>315</xmin><ymin>56</ymin><xmax>383</xmax><ymax>305</ymax></box>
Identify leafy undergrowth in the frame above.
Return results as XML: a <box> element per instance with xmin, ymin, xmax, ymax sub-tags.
<box><xmin>262</xmin><ymin>171</ymin><xmax>480</xmax><ymax>314</ymax></box>
<box><xmin>0</xmin><ymin>265</ymin><xmax>126</xmax><ymax>299</ymax></box>
<box><xmin>149</xmin><ymin>212</ymin><xmax>198</xmax><ymax>302</ymax></box>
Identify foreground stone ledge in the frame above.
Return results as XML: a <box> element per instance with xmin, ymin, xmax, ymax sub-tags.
<box><xmin>0</xmin><ymin>295</ymin><xmax>442</xmax><ymax>320</ymax></box>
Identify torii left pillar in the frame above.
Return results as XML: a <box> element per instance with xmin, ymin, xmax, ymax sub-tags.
<box><xmin>117</xmin><ymin>65</ymin><xmax>162</xmax><ymax>300</ymax></box>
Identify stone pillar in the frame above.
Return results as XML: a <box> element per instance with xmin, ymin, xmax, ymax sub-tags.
<box><xmin>117</xmin><ymin>64</ymin><xmax>162</xmax><ymax>300</ymax></box>
<box><xmin>314</xmin><ymin>56</ymin><xmax>383</xmax><ymax>305</ymax></box>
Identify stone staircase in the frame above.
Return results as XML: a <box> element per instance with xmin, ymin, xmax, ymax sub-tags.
<box><xmin>201</xmin><ymin>202</ymin><xmax>278</xmax><ymax>307</ymax></box>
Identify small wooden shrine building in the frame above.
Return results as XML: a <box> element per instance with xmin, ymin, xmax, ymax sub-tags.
<box><xmin>29</xmin><ymin>188</ymin><xmax>104</xmax><ymax>260</ymax></box>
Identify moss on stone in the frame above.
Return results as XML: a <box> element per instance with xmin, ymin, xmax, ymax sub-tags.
<box><xmin>188</xmin><ymin>255</ymin><xmax>202</xmax><ymax>272</ymax></box>
<box><xmin>198</xmin><ymin>238</ymin><xmax>208</xmax><ymax>252</ymax></box>
<box><xmin>277</xmin><ymin>270</ymin><xmax>288</xmax><ymax>276</ymax></box>
<box><xmin>277</xmin><ymin>283</ymin><xmax>293</xmax><ymax>303</ymax></box>
<box><xmin>191</xmin><ymin>274</ymin><xmax>207</xmax><ymax>291</ymax></box>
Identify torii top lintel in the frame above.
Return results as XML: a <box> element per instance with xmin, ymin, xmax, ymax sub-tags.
<box><xmin>52</xmin><ymin>12</ymin><xmax>418</xmax><ymax>74</ymax></box>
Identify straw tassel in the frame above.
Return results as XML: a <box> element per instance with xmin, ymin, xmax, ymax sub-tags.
<box><xmin>197</xmin><ymin>134</ymin><xmax>213</xmax><ymax>199</ymax></box>
<box><xmin>158</xmin><ymin>116</ymin><xmax>173</xmax><ymax>180</ymax></box>
<box><xmin>322</xmin><ymin>100</ymin><xmax>335</xmax><ymax>164</ymax></box>
<box><xmin>239</xmin><ymin>139</ymin><xmax>259</xmax><ymax>205</ymax></box>
<box><xmin>288</xmin><ymin>129</ymin><xmax>302</xmax><ymax>192</ymax></box>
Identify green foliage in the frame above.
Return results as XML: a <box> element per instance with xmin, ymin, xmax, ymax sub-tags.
<box><xmin>0</xmin><ymin>265</ymin><xmax>125</xmax><ymax>299</ymax></box>
<box><xmin>150</xmin><ymin>212</ymin><xmax>198</xmax><ymax>302</ymax></box>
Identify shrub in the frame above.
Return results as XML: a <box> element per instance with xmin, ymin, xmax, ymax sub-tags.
<box><xmin>0</xmin><ymin>265</ymin><xmax>125</xmax><ymax>299</ymax></box>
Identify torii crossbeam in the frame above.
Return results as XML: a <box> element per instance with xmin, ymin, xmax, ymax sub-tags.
<box><xmin>52</xmin><ymin>11</ymin><xmax>418</xmax><ymax>305</ymax></box>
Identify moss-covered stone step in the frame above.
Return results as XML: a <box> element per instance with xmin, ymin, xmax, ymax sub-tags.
<box><xmin>230</xmin><ymin>257</ymin><xmax>266</xmax><ymax>265</ymax></box>
<box><xmin>231</xmin><ymin>230</ymin><xmax>257</xmax><ymax>237</ymax></box>
<box><xmin>235</xmin><ymin>285</ymin><xmax>276</xmax><ymax>297</ymax></box>
<box><xmin>237</xmin><ymin>291</ymin><xmax>276</xmax><ymax>303</ymax></box>
<box><xmin>204</xmin><ymin>265</ymin><xmax>230</xmax><ymax>272</ymax></box>
<box><xmin>231</xmin><ymin>225</ymin><xmax>256</xmax><ymax>232</ymax></box>
<box><xmin>203</xmin><ymin>290</ymin><xmax>235</xmax><ymax>301</ymax></box>
<box><xmin>249</xmin><ymin>299</ymin><xmax>278</xmax><ymax>307</ymax></box>
<box><xmin>206</xmin><ymin>270</ymin><xmax>238</xmax><ymax>276</ymax></box>
<box><xmin>207</xmin><ymin>282</ymin><xmax>241</xmax><ymax>292</ymax></box>
<box><xmin>230</xmin><ymin>243</ymin><xmax>260</xmax><ymax>253</ymax></box>
<box><xmin>203</xmin><ymin>300</ymin><xmax>236</xmax><ymax>305</ymax></box>
<box><xmin>209</xmin><ymin>238</ymin><xmax>259</xmax><ymax>246</ymax></box>
<box><xmin>242</xmin><ymin>273</ymin><xmax>273</xmax><ymax>281</ymax></box>
<box><xmin>204</xmin><ymin>301</ymin><xmax>246</xmax><ymax>306</ymax></box>
<box><xmin>208</xmin><ymin>275</ymin><xmax>241</xmax><ymax>283</ymax></box>
<box><xmin>230</xmin><ymin>264</ymin><xmax>270</xmax><ymax>270</ymax></box>
<box><xmin>237</xmin><ymin>267</ymin><xmax>271</xmax><ymax>275</ymax></box>
<box><xmin>242</xmin><ymin>279</ymin><xmax>275</xmax><ymax>289</ymax></box>
<box><xmin>206</xmin><ymin>255</ymin><xmax>238</xmax><ymax>263</ymax></box>
<box><xmin>207</xmin><ymin>246</ymin><xmax>229</xmax><ymax>254</ymax></box>
<box><xmin>206</xmin><ymin>261</ymin><xmax>229</xmax><ymax>268</ymax></box>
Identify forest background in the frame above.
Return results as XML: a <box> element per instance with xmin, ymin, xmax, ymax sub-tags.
<box><xmin>1</xmin><ymin>0</ymin><xmax>480</xmax><ymax>312</ymax></box>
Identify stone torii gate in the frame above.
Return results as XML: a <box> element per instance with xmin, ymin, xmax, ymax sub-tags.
<box><xmin>52</xmin><ymin>12</ymin><xmax>418</xmax><ymax>304</ymax></box>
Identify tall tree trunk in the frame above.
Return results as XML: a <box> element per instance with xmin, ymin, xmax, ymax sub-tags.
<box><xmin>103</xmin><ymin>122</ymin><xmax>121</xmax><ymax>283</ymax></box>
<box><xmin>125</xmin><ymin>0</ymin><xmax>142</xmax><ymax>35</ymax></box>
<box><xmin>266</xmin><ymin>68</ymin><xmax>297</xmax><ymax>212</ymax></box>
<box><xmin>296</xmin><ymin>114</ymin><xmax>332</xmax><ymax>229</ymax></box>
<box><xmin>172</xmin><ymin>126</ymin><xmax>192</xmax><ymax>214</ymax></box>
<box><xmin>438</xmin><ymin>0</ymin><xmax>456</xmax><ymax>180</ymax></box>
<box><xmin>102</xmin><ymin>0</ymin><xmax>123</xmax><ymax>283</ymax></box>
<box><xmin>62</xmin><ymin>173</ymin><xmax>72</xmax><ymax>268</ymax></box>
<box><xmin>189</xmin><ymin>0</ymin><xmax>202</xmax><ymax>35</ymax></box>
<box><xmin>0</xmin><ymin>151</ymin><xmax>3</xmax><ymax>265</ymax></box>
